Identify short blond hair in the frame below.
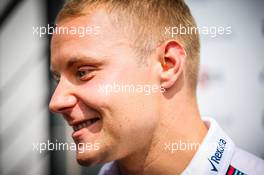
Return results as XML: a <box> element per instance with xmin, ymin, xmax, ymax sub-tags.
<box><xmin>56</xmin><ymin>0</ymin><xmax>200</xmax><ymax>91</ymax></box>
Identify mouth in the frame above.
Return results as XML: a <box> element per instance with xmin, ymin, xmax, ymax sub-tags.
<box><xmin>72</xmin><ymin>117</ymin><xmax>100</xmax><ymax>132</ymax></box>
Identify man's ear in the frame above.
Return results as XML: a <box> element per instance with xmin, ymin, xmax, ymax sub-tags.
<box><xmin>158</xmin><ymin>40</ymin><xmax>186</xmax><ymax>89</ymax></box>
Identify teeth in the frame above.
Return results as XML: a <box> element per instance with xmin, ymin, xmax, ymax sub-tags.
<box><xmin>72</xmin><ymin>118</ymin><xmax>97</xmax><ymax>131</ymax></box>
<box><xmin>86</xmin><ymin>120</ymin><xmax>92</xmax><ymax>125</ymax></box>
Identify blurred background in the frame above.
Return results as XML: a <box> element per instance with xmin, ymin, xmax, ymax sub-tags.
<box><xmin>0</xmin><ymin>0</ymin><xmax>263</xmax><ymax>175</ymax></box>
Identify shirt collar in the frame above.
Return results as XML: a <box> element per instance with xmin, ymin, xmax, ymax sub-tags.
<box><xmin>181</xmin><ymin>117</ymin><xmax>235</xmax><ymax>175</ymax></box>
<box><xmin>98</xmin><ymin>161</ymin><xmax>120</xmax><ymax>175</ymax></box>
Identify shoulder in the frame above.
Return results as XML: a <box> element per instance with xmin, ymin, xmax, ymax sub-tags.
<box><xmin>230</xmin><ymin>147</ymin><xmax>264</xmax><ymax>174</ymax></box>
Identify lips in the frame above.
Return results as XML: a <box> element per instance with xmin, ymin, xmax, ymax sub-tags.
<box><xmin>72</xmin><ymin>117</ymin><xmax>100</xmax><ymax>131</ymax></box>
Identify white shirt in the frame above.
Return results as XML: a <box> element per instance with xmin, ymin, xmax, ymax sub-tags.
<box><xmin>98</xmin><ymin>117</ymin><xmax>264</xmax><ymax>175</ymax></box>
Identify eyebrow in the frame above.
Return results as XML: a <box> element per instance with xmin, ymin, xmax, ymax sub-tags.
<box><xmin>66</xmin><ymin>56</ymin><xmax>102</xmax><ymax>68</ymax></box>
<box><xmin>50</xmin><ymin>55</ymin><xmax>105</xmax><ymax>74</ymax></box>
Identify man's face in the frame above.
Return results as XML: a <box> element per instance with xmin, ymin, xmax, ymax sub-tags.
<box><xmin>49</xmin><ymin>9</ymin><xmax>160</xmax><ymax>165</ymax></box>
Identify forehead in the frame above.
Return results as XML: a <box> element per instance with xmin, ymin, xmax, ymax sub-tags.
<box><xmin>50</xmin><ymin>9</ymin><xmax>128</xmax><ymax>70</ymax></box>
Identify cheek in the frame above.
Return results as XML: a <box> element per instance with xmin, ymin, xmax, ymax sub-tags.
<box><xmin>107</xmin><ymin>92</ymin><xmax>160</xmax><ymax>140</ymax></box>
<box><xmin>77</xmin><ymin>61</ymin><xmax>159</xmax><ymax>142</ymax></box>
<box><xmin>80</xmin><ymin>80</ymin><xmax>159</xmax><ymax>131</ymax></box>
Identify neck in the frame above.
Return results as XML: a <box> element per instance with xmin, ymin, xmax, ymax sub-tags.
<box><xmin>118</xmin><ymin>91</ymin><xmax>208</xmax><ymax>175</ymax></box>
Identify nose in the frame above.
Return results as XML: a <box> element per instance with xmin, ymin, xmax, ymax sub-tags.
<box><xmin>49</xmin><ymin>79</ymin><xmax>77</xmax><ymax>114</ymax></box>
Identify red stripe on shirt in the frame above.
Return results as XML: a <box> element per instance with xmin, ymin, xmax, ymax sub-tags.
<box><xmin>227</xmin><ymin>165</ymin><xmax>235</xmax><ymax>175</ymax></box>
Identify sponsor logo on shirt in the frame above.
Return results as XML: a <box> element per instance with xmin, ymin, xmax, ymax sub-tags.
<box><xmin>208</xmin><ymin>138</ymin><xmax>226</xmax><ymax>172</ymax></box>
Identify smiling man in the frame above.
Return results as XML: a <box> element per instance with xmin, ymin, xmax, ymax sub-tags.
<box><xmin>49</xmin><ymin>0</ymin><xmax>264</xmax><ymax>175</ymax></box>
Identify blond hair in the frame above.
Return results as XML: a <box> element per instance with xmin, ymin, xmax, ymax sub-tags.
<box><xmin>56</xmin><ymin>0</ymin><xmax>200</xmax><ymax>90</ymax></box>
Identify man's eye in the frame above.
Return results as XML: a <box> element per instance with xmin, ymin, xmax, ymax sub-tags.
<box><xmin>76</xmin><ymin>67</ymin><xmax>96</xmax><ymax>81</ymax></box>
<box><xmin>78</xmin><ymin>71</ymin><xmax>87</xmax><ymax>77</ymax></box>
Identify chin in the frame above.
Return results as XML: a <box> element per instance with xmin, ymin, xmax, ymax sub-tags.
<box><xmin>76</xmin><ymin>149</ymin><xmax>101</xmax><ymax>166</ymax></box>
